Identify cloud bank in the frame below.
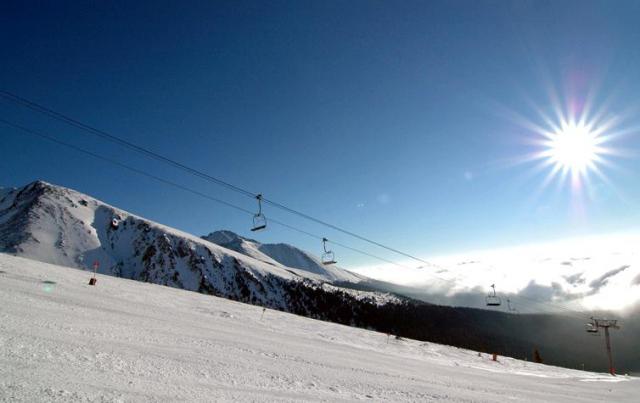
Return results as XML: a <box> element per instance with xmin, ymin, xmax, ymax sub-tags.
<box><xmin>352</xmin><ymin>233</ymin><xmax>640</xmax><ymax>313</ymax></box>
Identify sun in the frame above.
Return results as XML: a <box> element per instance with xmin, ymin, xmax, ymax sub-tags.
<box><xmin>544</xmin><ymin>122</ymin><xmax>600</xmax><ymax>175</ymax></box>
<box><xmin>490</xmin><ymin>76</ymin><xmax>636</xmax><ymax>208</ymax></box>
<box><xmin>508</xmin><ymin>98</ymin><xmax>624</xmax><ymax>194</ymax></box>
<box><xmin>496</xmin><ymin>79</ymin><xmax>628</xmax><ymax>195</ymax></box>
<box><xmin>516</xmin><ymin>91</ymin><xmax>624</xmax><ymax>191</ymax></box>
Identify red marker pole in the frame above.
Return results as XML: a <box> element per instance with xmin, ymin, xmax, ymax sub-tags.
<box><xmin>89</xmin><ymin>260</ymin><xmax>99</xmax><ymax>286</ymax></box>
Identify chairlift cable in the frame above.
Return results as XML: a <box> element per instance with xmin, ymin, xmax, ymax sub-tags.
<box><xmin>0</xmin><ymin>90</ymin><xmax>436</xmax><ymax>268</ymax></box>
<box><xmin>0</xmin><ymin>116</ymin><xmax>596</xmax><ymax>321</ymax></box>
<box><xmin>0</xmin><ymin>91</ymin><xmax>256</xmax><ymax>198</ymax></box>
<box><xmin>0</xmin><ymin>118</ymin><xmax>257</xmax><ymax>216</ymax></box>
<box><xmin>0</xmin><ymin>118</ymin><xmax>394</xmax><ymax>268</ymax></box>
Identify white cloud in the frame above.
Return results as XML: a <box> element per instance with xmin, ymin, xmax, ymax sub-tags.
<box><xmin>350</xmin><ymin>232</ymin><xmax>640</xmax><ymax>312</ymax></box>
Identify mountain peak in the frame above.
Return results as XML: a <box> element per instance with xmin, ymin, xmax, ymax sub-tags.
<box><xmin>204</xmin><ymin>229</ymin><xmax>364</xmax><ymax>283</ymax></box>
<box><xmin>203</xmin><ymin>230</ymin><xmax>258</xmax><ymax>246</ymax></box>
<box><xmin>1</xmin><ymin>180</ymin><xmax>393</xmax><ymax>321</ymax></box>
<box><xmin>30</xmin><ymin>179</ymin><xmax>54</xmax><ymax>187</ymax></box>
<box><xmin>23</xmin><ymin>180</ymin><xmax>56</xmax><ymax>193</ymax></box>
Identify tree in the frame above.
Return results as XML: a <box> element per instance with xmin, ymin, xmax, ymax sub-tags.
<box><xmin>533</xmin><ymin>348</ymin><xmax>543</xmax><ymax>364</ymax></box>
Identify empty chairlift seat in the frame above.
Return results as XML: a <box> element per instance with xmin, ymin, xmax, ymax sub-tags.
<box><xmin>251</xmin><ymin>194</ymin><xmax>267</xmax><ymax>232</ymax></box>
<box><xmin>485</xmin><ymin>284</ymin><xmax>501</xmax><ymax>307</ymax></box>
<box><xmin>321</xmin><ymin>237</ymin><xmax>337</xmax><ymax>265</ymax></box>
<box><xmin>585</xmin><ymin>319</ymin><xmax>599</xmax><ymax>333</ymax></box>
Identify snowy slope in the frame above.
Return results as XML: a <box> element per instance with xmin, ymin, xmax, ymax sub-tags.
<box><xmin>204</xmin><ymin>230</ymin><xmax>365</xmax><ymax>283</ymax></box>
<box><xmin>203</xmin><ymin>230</ymin><xmax>284</xmax><ymax>266</ymax></box>
<box><xmin>0</xmin><ymin>254</ymin><xmax>636</xmax><ymax>402</ymax></box>
<box><xmin>0</xmin><ymin>181</ymin><xmax>393</xmax><ymax>312</ymax></box>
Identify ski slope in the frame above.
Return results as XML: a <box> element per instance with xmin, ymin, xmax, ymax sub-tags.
<box><xmin>0</xmin><ymin>254</ymin><xmax>636</xmax><ymax>402</ymax></box>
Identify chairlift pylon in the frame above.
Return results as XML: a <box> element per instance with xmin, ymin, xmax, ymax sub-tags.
<box><xmin>507</xmin><ymin>298</ymin><xmax>518</xmax><ymax>313</ymax></box>
<box><xmin>485</xmin><ymin>284</ymin><xmax>502</xmax><ymax>307</ymax></box>
<box><xmin>251</xmin><ymin>194</ymin><xmax>267</xmax><ymax>232</ymax></box>
<box><xmin>321</xmin><ymin>237</ymin><xmax>337</xmax><ymax>265</ymax></box>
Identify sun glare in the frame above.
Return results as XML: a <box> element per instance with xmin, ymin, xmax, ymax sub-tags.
<box><xmin>511</xmin><ymin>91</ymin><xmax>625</xmax><ymax>193</ymax></box>
<box><xmin>545</xmin><ymin>122</ymin><xmax>599</xmax><ymax>174</ymax></box>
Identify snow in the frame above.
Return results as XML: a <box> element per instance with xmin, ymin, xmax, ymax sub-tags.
<box><xmin>258</xmin><ymin>242</ymin><xmax>365</xmax><ymax>283</ymax></box>
<box><xmin>203</xmin><ymin>230</ymin><xmax>365</xmax><ymax>283</ymax></box>
<box><xmin>203</xmin><ymin>230</ymin><xmax>285</xmax><ymax>267</ymax></box>
<box><xmin>0</xmin><ymin>181</ymin><xmax>332</xmax><ymax>310</ymax></box>
<box><xmin>1</xmin><ymin>253</ymin><xmax>636</xmax><ymax>402</ymax></box>
<box><xmin>1</xmin><ymin>181</ymin><xmax>376</xmax><ymax>308</ymax></box>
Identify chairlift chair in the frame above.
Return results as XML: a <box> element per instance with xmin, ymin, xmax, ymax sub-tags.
<box><xmin>321</xmin><ymin>237</ymin><xmax>337</xmax><ymax>265</ymax></box>
<box><xmin>585</xmin><ymin>319</ymin><xmax>599</xmax><ymax>334</ymax></box>
<box><xmin>251</xmin><ymin>194</ymin><xmax>267</xmax><ymax>232</ymax></box>
<box><xmin>485</xmin><ymin>284</ymin><xmax>502</xmax><ymax>307</ymax></box>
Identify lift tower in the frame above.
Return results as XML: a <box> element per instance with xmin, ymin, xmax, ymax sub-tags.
<box><xmin>585</xmin><ymin>318</ymin><xmax>620</xmax><ymax>375</ymax></box>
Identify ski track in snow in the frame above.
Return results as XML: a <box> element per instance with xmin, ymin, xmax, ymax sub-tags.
<box><xmin>0</xmin><ymin>254</ymin><xmax>637</xmax><ymax>402</ymax></box>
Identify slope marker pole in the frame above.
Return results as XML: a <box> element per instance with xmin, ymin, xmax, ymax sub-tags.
<box><xmin>89</xmin><ymin>260</ymin><xmax>99</xmax><ymax>286</ymax></box>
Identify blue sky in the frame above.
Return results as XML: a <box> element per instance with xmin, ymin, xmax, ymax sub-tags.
<box><xmin>2</xmin><ymin>0</ymin><xmax>640</xmax><ymax>267</ymax></box>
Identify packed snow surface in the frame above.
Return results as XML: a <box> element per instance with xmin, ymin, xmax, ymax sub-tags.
<box><xmin>0</xmin><ymin>254</ymin><xmax>636</xmax><ymax>402</ymax></box>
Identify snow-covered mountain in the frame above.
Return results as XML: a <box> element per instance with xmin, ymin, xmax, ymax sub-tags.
<box><xmin>4</xmin><ymin>181</ymin><xmax>639</xmax><ymax>374</ymax></box>
<box><xmin>0</xmin><ymin>180</ymin><xmax>396</xmax><ymax>312</ymax></box>
<box><xmin>203</xmin><ymin>230</ymin><xmax>365</xmax><ymax>283</ymax></box>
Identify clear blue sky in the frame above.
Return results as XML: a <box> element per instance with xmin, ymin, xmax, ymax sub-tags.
<box><xmin>2</xmin><ymin>0</ymin><xmax>640</xmax><ymax>266</ymax></box>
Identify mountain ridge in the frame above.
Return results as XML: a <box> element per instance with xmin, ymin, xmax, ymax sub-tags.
<box><xmin>0</xmin><ymin>180</ymin><xmax>398</xmax><ymax>311</ymax></box>
<box><xmin>203</xmin><ymin>229</ymin><xmax>366</xmax><ymax>283</ymax></box>
<box><xmin>2</xmin><ymin>180</ymin><xmax>639</xmax><ymax>373</ymax></box>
